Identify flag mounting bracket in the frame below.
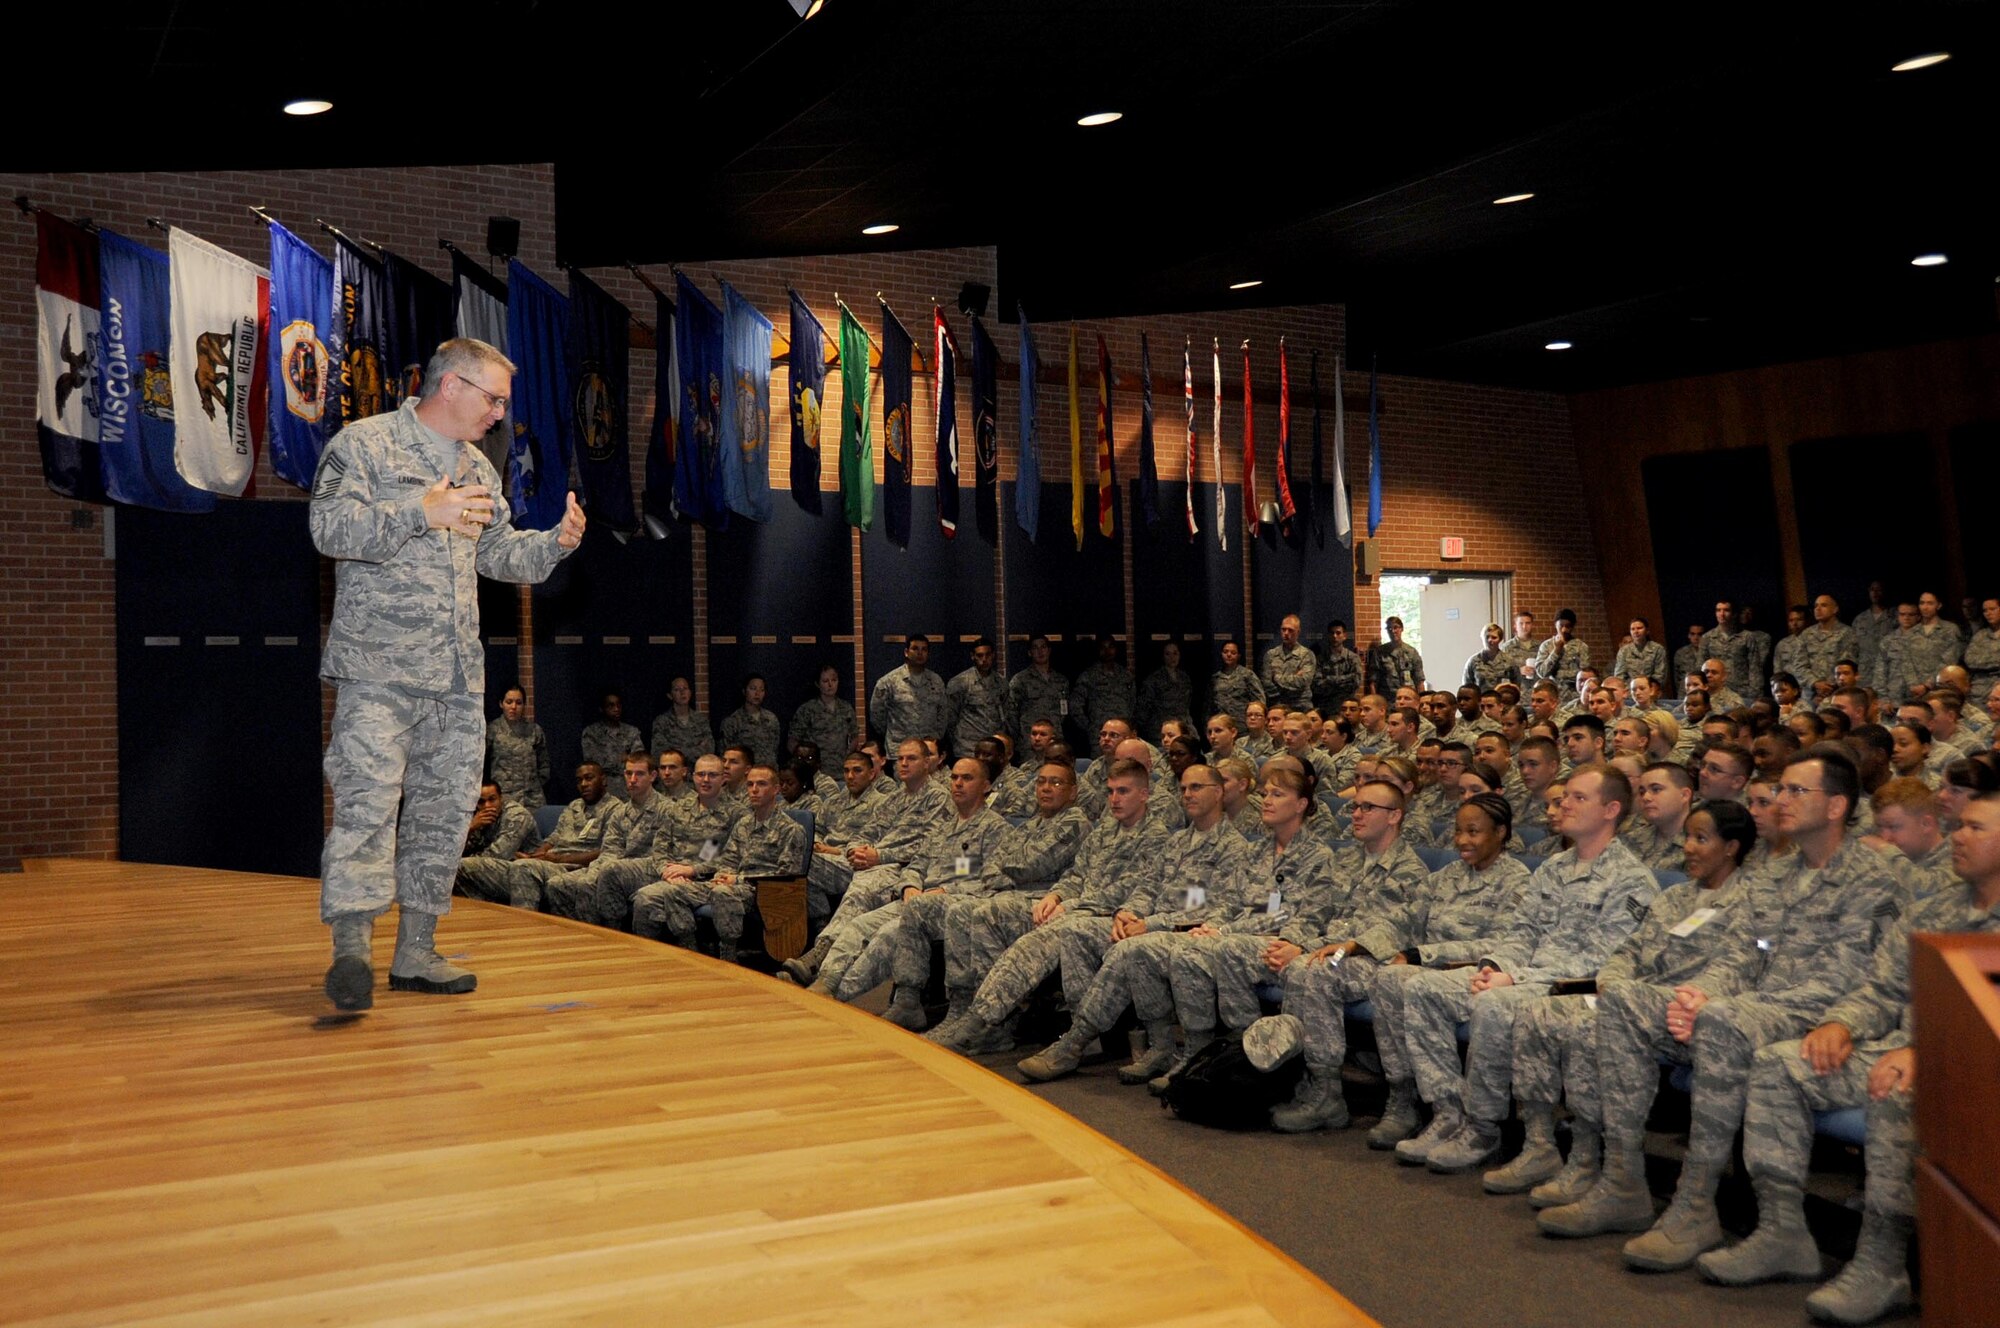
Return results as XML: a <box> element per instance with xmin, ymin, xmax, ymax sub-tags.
<box><xmin>315</xmin><ymin>217</ymin><xmax>382</xmax><ymax>254</ymax></box>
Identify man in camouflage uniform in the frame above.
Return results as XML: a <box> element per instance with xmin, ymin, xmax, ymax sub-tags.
<box><xmin>1312</xmin><ymin>619</ymin><xmax>1364</xmax><ymax>718</ymax></box>
<box><xmin>1698</xmin><ymin>793</ymin><xmax>2000</xmax><ymax>1324</ymax></box>
<box><xmin>814</xmin><ymin>757</ymin><xmax>1012</xmax><ymax>1021</ymax></box>
<box><xmin>804</xmin><ymin>751</ymin><xmax>893</xmax><ymax>920</ymax></box>
<box><xmin>946</xmin><ymin>637</ymin><xmax>1009</xmax><ymax>759</ymax></box>
<box><xmin>455</xmin><ymin>780</ymin><xmax>540</xmax><ymax>883</ymax></box>
<box><xmin>1540</xmin><ymin>750</ymin><xmax>1899</xmax><ymax>1274</ymax></box>
<box><xmin>312</xmin><ymin>337</ymin><xmax>584</xmax><ymax>1011</ymax></box>
<box><xmin>580</xmin><ymin>691</ymin><xmax>645</xmax><ymax>801</ymax></box>
<box><xmin>549</xmin><ymin>752</ymin><xmax>713</xmax><ymax>928</ymax></box>
<box><xmin>1620</xmin><ymin>761</ymin><xmax>1695</xmax><ymax>871</ymax></box>
<box><xmin>1533</xmin><ymin>611</ymin><xmax>1592</xmax><ymax>703</ymax></box>
<box><xmin>858</xmin><ymin>758</ymin><xmax>1091</xmax><ymax>1046</ymax></box>
<box><xmin>1262</xmin><ymin>614</ymin><xmax>1317</xmax><ymax>710</ymax></box>
<box><xmin>1699</xmin><ymin>601</ymin><xmax>1756</xmax><ymax>700</ymax></box>
<box><xmin>1396</xmin><ymin>767</ymin><xmax>1658</xmax><ymax>1174</ymax></box>
<box><xmin>935</xmin><ymin>759</ymin><xmax>1166</xmax><ymax>1051</ymax></box>
<box><xmin>1210</xmin><ymin>639</ymin><xmax>1266</xmax><ymax>727</ymax></box>
<box><xmin>1794</xmin><ymin>595</ymin><xmax>1857</xmax><ymax>701</ymax></box>
<box><xmin>1611</xmin><ymin>618</ymin><xmax>1668</xmax><ymax>689</ymax></box>
<box><xmin>1068</xmin><ymin>636</ymin><xmax>1136</xmax><ymax>746</ymax></box>
<box><xmin>781</xmin><ymin>738</ymin><xmax>951</xmax><ymax>984</ymax></box>
<box><xmin>1006</xmin><ymin>634</ymin><xmax>1069</xmax><ymax>753</ymax></box>
<box><xmin>460</xmin><ymin>762</ymin><xmax>615</xmax><ymax>911</ymax></box>
<box><xmin>870</xmin><ymin>634</ymin><xmax>950</xmax><ymax>753</ymax></box>
<box><xmin>1245</xmin><ymin>779</ymin><xmax>1432</xmax><ymax>1130</ymax></box>
<box><xmin>631</xmin><ymin>763</ymin><xmax>804</xmax><ymax>958</ymax></box>
<box><xmin>1369</xmin><ymin>616</ymin><xmax>1427</xmax><ymax>697</ymax></box>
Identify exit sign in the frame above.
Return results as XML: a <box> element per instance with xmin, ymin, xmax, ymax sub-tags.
<box><xmin>1440</xmin><ymin>537</ymin><xmax>1465</xmax><ymax>560</ymax></box>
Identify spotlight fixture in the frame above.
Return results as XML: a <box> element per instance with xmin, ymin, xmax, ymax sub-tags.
<box><xmin>1911</xmin><ymin>253</ymin><xmax>1949</xmax><ymax>267</ymax></box>
<box><xmin>1493</xmin><ymin>192</ymin><xmax>1535</xmax><ymax>205</ymax></box>
<box><xmin>788</xmin><ymin>0</ymin><xmax>825</xmax><ymax>18</ymax></box>
<box><xmin>861</xmin><ymin>223</ymin><xmax>899</xmax><ymax>236</ymax></box>
<box><xmin>1077</xmin><ymin>111</ymin><xmax>1123</xmax><ymax>127</ymax></box>
<box><xmin>283</xmin><ymin>99</ymin><xmax>333</xmax><ymax>116</ymax></box>
<box><xmin>1228</xmin><ymin>279</ymin><xmax>1263</xmax><ymax>290</ymax></box>
<box><xmin>1891</xmin><ymin>52</ymin><xmax>1950</xmax><ymax>72</ymax></box>
<box><xmin>1544</xmin><ymin>340</ymin><xmax>1573</xmax><ymax>351</ymax></box>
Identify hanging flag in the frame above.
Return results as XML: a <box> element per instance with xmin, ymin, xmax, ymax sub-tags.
<box><xmin>1241</xmin><ymin>340</ymin><xmax>1258</xmax><ymax>529</ymax></box>
<box><xmin>970</xmin><ymin>314</ymin><xmax>999</xmax><ymax>542</ymax></box>
<box><xmin>568</xmin><ymin>269</ymin><xmax>639</xmax><ymax>531</ymax></box>
<box><xmin>1137</xmin><ymin>332</ymin><xmax>1160</xmax><ymax>529</ymax></box>
<box><xmin>329</xmin><ymin>236</ymin><xmax>387</xmax><ymax>431</ymax></box>
<box><xmin>718</xmin><ymin>281</ymin><xmax>773</xmax><ymax>523</ymax></box>
<box><xmin>934</xmin><ymin>306</ymin><xmax>960</xmax><ymax>538</ymax></box>
<box><xmin>1368</xmin><ymin>354</ymin><xmax>1383</xmax><ymax>537</ymax></box>
<box><xmin>879</xmin><ymin>300</ymin><xmax>914</xmax><ymax>546</ymax></box>
<box><xmin>1211</xmin><ymin>337</ymin><xmax>1225</xmax><ymax>552</ymax></box>
<box><xmin>383</xmin><ymin>252</ymin><xmax>454</xmax><ymax>409</ymax></box>
<box><xmin>643</xmin><ymin>287</ymin><xmax>678</xmax><ymax>535</ymax></box>
<box><xmin>451</xmin><ymin>248</ymin><xmax>511</xmax><ymax>475</ymax></box>
<box><xmin>1275</xmin><ymin>336</ymin><xmax>1297</xmax><ymax>534</ymax></box>
<box><xmin>170</xmin><ymin>228</ymin><xmax>269</xmax><ymax>497</ymax></box>
<box><xmin>1068</xmin><ymin>324</ymin><xmax>1083</xmax><ymax>550</ymax></box>
<box><xmin>1182</xmin><ymin>338</ymin><xmax>1198</xmax><ymax>540</ymax></box>
<box><xmin>503</xmin><ymin>261</ymin><xmax>572</xmax><ymax>530</ymax></box>
<box><xmin>1094</xmin><ymin>334</ymin><xmax>1116</xmax><ymax>538</ymax></box>
<box><xmin>34</xmin><ymin>210</ymin><xmax>108</xmax><ymax>503</ymax></box>
<box><xmin>1330</xmin><ymin>352</ymin><xmax>1353</xmax><ymax>548</ymax></box>
<box><xmin>837</xmin><ymin>302</ymin><xmax>874</xmax><ymax>531</ymax></box>
<box><xmin>266</xmin><ymin>221</ymin><xmax>334</xmax><ymax>492</ymax></box>
<box><xmin>96</xmin><ymin>229</ymin><xmax>215</xmax><ymax>512</ymax></box>
<box><xmin>1016</xmin><ymin>305</ymin><xmax>1041</xmax><ymax>543</ymax></box>
<box><xmin>673</xmin><ymin>272</ymin><xmax>727</xmax><ymax>526</ymax></box>
<box><xmin>1309</xmin><ymin>349</ymin><xmax>1324</xmax><ymax>546</ymax></box>
<box><xmin>787</xmin><ymin>289</ymin><xmax>825</xmax><ymax>514</ymax></box>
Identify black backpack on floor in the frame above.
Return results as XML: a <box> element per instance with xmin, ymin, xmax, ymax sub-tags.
<box><xmin>1160</xmin><ymin>1034</ymin><xmax>1305</xmax><ymax>1130</ymax></box>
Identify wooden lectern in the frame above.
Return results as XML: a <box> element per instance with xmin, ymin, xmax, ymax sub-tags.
<box><xmin>1912</xmin><ymin>932</ymin><xmax>2000</xmax><ymax>1325</ymax></box>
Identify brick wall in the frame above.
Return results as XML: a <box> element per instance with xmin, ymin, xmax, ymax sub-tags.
<box><xmin>0</xmin><ymin>163</ymin><xmax>1602</xmax><ymax>862</ymax></box>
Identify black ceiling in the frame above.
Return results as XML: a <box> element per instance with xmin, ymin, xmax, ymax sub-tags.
<box><xmin>16</xmin><ymin>1</ymin><xmax>1999</xmax><ymax>392</ymax></box>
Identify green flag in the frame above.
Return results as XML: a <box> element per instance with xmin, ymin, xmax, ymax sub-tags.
<box><xmin>839</xmin><ymin>302</ymin><xmax>874</xmax><ymax>531</ymax></box>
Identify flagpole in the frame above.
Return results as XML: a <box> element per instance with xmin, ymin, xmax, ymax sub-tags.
<box><xmin>314</xmin><ymin>217</ymin><xmax>383</xmax><ymax>255</ymax></box>
<box><xmin>876</xmin><ymin>293</ymin><xmax>929</xmax><ymax>373</ymax></box>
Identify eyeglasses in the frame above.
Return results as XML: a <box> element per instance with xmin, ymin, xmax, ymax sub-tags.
<box><xmin>1350</xmin><ymin>801</ymin><xmax>1399</xmax><ymax>815</ymax></box>
<box><xmin>1181</xmin><ymin>781</ymin><xmax>1223</xmax><ymax>794</ymax></box>
<box><xmin>1775</xmin><ymin>782</ymin><xmax>1826</xmax><ymax>800</ymax></box>
<box><xmin>450</xmin><ymin>372</ymin><xmax>509</xmax><ymax>412</ymax></box>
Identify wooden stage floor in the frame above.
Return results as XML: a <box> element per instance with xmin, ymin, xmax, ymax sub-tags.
<box><xmin>0</xmin><ymin>860</ymin><xmax>1374</xmax><ymax>1327</ymax></box>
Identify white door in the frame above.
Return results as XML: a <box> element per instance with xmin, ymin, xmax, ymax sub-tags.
<box><xmin>1419</xmin><ymin>579</ymin><xmax>1505</xmax><ymax>689</ymax></box>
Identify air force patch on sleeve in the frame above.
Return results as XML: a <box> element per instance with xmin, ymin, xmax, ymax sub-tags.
<box><xmin>311</xmin><ymin>450</ymin><xmax>349</xmax><ymax>500</ymax></box>
<box><xmin>1627</xmin><ymin>895</ymin><xmax>1650</xmax><ymax>924</ymax></box>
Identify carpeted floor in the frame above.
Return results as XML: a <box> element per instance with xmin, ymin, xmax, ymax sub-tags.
<box><xmin>940</xmin><ymin>1028</ymin><xmax>1915</xmax><ymax>1328</ymax></box>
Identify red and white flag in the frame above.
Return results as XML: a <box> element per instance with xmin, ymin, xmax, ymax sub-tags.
<box><xmin>1241</xmin><ymin>339</ymin><xmax>1258</xmax><ymax>528</ymax></box>
<box><xmin>34</xmin><ymin>211</ymin><xmax>106</xmax><ymax>501</ymax></box>
<box><xmin>1182</xmin><ymin>338</ymin><xmax>1198</xmax><ymax>539</ymax></box>
<box><xmin>1211</xmin><ymin>338</ymin><xmax>1225</xmax><ymax>551</ymax></box>
<box><xmin>170</xmin><ymin>229</ymin><xmax>270</xmax><ymax>496</ymax></box>
<box><xmin>1275</xmin><ymin>336</ymin><xmax>1296</xmax><ymax>532</ymax></box>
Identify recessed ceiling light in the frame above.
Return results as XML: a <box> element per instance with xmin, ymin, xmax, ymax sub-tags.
<box><xmin>1911</xmin><ymin>253</ymin><xmax>1949</xmax><ymax>267</ymax></box>
<box><xmin>861</xmin><ymin>223</ymin><xmax>899</xmax><ymax>236</ymax></box>
<box><xmin>1077</xmin><ymin>111</ymin><xmax>1123</xmax><ymax>127</ymax></box>
<box><xmin>1229</xmin><ymin>280</ymin><xmax>1263</xmax><ymax>290</ymax></box>
<box><xmin>1544</xmin><ymin>340</ymin><xmax>1573</xmax><ymax>351</ymax></box>
<box><xmin>1892</xmin><ymin>52</ymin><xmax>1950</xmax><ymax>72</ymax></box>
<box><xmin>283</xmin><ymin>99</ymin><xmax>333</xmax><ymax>116</ymax></box>
<box><xmin>1493</xmin><ymin>192</ymin><xmax>1535</xmax><ymax>205</ymax></box>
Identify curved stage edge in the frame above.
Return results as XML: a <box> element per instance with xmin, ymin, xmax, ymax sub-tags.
<box><xmin>0</xmin><ymin>860</ymin><xmax>1375</xmax><ymax>1328</ymax></box>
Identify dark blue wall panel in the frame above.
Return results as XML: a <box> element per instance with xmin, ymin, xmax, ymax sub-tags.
<box><xmin>861</xmin><ymin>487</ymin><xmax>999</xmax><ymax>711</ymax></box>
<box><xmin>1250</xmin><ymin>483</ymin><xmax>1356</xmax><ymax>651</ymax></box>
<box><xmin>1132</xmin><ymin>480</ymin><xmax>1246</xmax><ymax>714</ymax></box>
<box><xmin>1642</xmin><ymin>448</ymin><xmax>1787</xmax><ymax>649</ymax></box>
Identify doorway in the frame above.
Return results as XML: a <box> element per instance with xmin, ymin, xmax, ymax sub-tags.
<box><xmin>1378</xmin><ymin>573</ymin><xmax>1513</xmax><ymax>686</ymax></box>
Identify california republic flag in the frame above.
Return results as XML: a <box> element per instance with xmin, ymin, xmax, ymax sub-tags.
<box><xmin>170</xmin><ymin>229</ymin><xmax>270</xmax><ymax>495</ymax></box>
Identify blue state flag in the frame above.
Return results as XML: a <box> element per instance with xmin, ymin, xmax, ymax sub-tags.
<box><xmin>330</xmin><ymin>236</ymin><xmax>389</xmax><ymax>429</ymax></box>
<box><xmin>720</xmin><ymin>281</ymin><xmax>774</xmax><ymax>522</ymax></box>
<box><xmin>879</xmin><ymin>303</ymin><xmax>914</xmax><ymax>547</ymax></box>
<box><xmin>503</xmin><ymin>261</ymin><xmax>572</xmax><ymax>531</ymax></box>
<box><xmin>266</xmin><ymin>221</ymin><xmax>334</xmax><ymax>492</ymax></box>
<box><xmin>674</xmin><ymin>273</ymin><xmax>728</xmax><ymax>527</ymax></box>
<box><xmin>1367</xmin><ymin>354</ymin><xmax>1383</xmax><ymax>537</ymax></box>
<box><xmin>970</xmin><ymin>314</ymin><xmax>999</xmax><ymax>543</ymax></box>
<box><xmin>642</xmin><ymin>287</ymin><xmax>678</xmax><ymax>535</ymax></box>
<box><xmin>1015</xmin><ymin>305</ymin><xmax>1041</xmax><ymax>543</ymax></box>
<box><xmin>566</xmin><ymin>268</ymin><xmax>638</xmax><ymax>533</ymax></box>
<box><xmin>788</xmin><ymin>289</ymin><xmax>826</xmax><ymax>515</ymax></box>
<box><xmin>96</xmin><ymin>229</ymin><xmax>215</xmax><ymax>512</ymax></box>
<box><xmin>384</xmin><ymin>251</ymin><xmax>454</xmax><ymax>406</ymax></box>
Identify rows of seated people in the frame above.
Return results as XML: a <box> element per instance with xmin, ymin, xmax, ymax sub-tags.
<box><xmin>460</xmin><ymin>590</ymin><xmax>2000</xmax><ymax>1328</ymax></box>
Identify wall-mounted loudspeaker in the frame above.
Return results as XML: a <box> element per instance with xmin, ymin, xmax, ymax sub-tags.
<box><xmin>1356</xmin><ymin>539</ymin><xmax>1382</xmax><ymax>576</ymax></box>
<box><xmin>486</xmin><ymin>216</ymin><xmax>520</xmax><ymax>261</ymax></box>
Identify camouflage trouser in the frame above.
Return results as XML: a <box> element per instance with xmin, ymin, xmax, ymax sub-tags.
<box><xmin>321</xmin><ymin>682</ymin><xmax>484</xmax><ymax>923</ymax></box>
<box><xmin>822</xmin><ymin>864</ymin><xmax>907</xmax><ymax>938</ymax></box>
<box><xmin>806</xmin><ymin>852</ymin><xmax>856</xmax><ymax>919</ymax></box>
<box><xmin>1169</xmin><ymin>933</ymin><xmax>1286</xmax><ymax>1034</ymax></box>
<box><xmin>820</xmin><ymin>899</ymin><xmax>908</xmax><ymax>993</ymax></box>
<box><xmin>1597</xmin><ymin>979</ymin><xmax>1809</xmax><ymax>1171</ymax></box>
<box><xmin>969</xmin><ymin>911</ymin><xmax>1110</xmax><ymax>1025</ymax></box>
<box><xmin>839</xmin><ymin>890</ymin><xmax>956</xmax><ymax>998</ymax></box>
<box><xmin>1744</xmin><ymin>1038</ymin><xmax>1916</xmax><ymax>1218</ymax></box>
<box><xmin>1280</xmin><ymin>953</ymin><xmax>1380</xmax><ymax>1074</ymax></box>
<box><xmin>1055</xmin><ymin>916</ymin><xmax>1126</xmax><ymax>1008</ymax></box>
<box><xmin>1366</xmin><ymin>962</ymin><xmax>1437</xmax><ymax>1084</ymax></box>
<box><xmin>1511</xmin><ymin>995</ymin><xmax>1602</xmax><ymax>1124</ymax></box>
<box><xmin>1070</xmin><ymin>930</ymin><xmax>1190</xmax><ymax>1038</ymax></box>
<box><xmin>456</xmin><ymin>855</ymin><xmax>578</xmax><ymax>910</ymax></box>
<box><xmin>943</xmin><ymin>893</ymin><xmax>1035</xmax><ymax>994</ymax></box>
<box><xmin>1405</xmin><ymin>969</ymin><xmax>1553</xmax><ymax>1119</ymax></box>
<box><xmin>631</xmin><ymin>877</ymin><xmax>754</xmax><ymax>943</ymax></box>
<box><xmin>567</xmin><ymin>855</ymin><xmax>664</xmax><ymax>930</ymax></box>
